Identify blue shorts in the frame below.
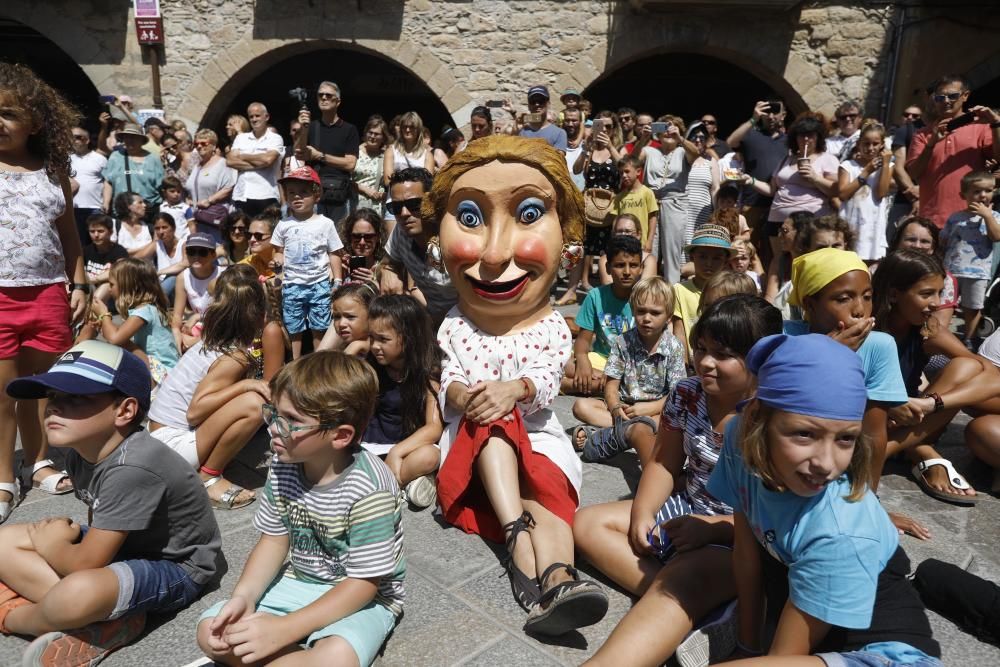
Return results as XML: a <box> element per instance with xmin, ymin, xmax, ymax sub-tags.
<box><xmin>282</xmin><ymin>280</ymin><xmax>332</xmax><ymax>334</ymax></box>
<box><xmin>649</xmin><ymin>492</ymin><xmax>731</xmax><ymax>562</ymax></box>
<box><xmin>818</xmin><ymin>642</ymin><xmax>942</xmax><ymax>667</ymax></box>
<box><xmin>199</xmin><ymin>575</ymin><xmax>397</xmax><ymax>666</ymax></box>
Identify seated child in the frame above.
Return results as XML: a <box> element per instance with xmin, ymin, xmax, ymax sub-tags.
<box><xmin>707</xmin><ymin>333</ymin><xmax>941</xmax><ymax>666</ymax></box>
<box><xmin>318</xmin><ymin>282</ymin><xmax>376</xmax><ymax>356</ymax></box>
<box><xmin>1</xmin><ymin>341</ymin><xmax>221</xmax><ymax>665</ymax></box>
<box><xmin>729</xmin><ymin>239</ymin><xmax>762</xmax><ymax>291</ymax></box>
<box><xmin>673</xmin><ymin>225</ymin><xmax>735</xmax><ymax>363</ymax></box>
<box><xmin>153</xmin><ymin>212</ymin><xmax>187</xmax><ymax>302</ymax></box>
<box><xmin>698</xmin><ymin>270</ymin><xmax>759</xmax><ymax>315</ymax></box>
<box><xmin>82</xmin><ymin>213</ymin><xmax>128</xmax><ymax>306</ymax></box>
<box><xmin>940</xmin><ymin>171</ymin><xmax>1000</xmax><ymax>347</ymax></box>
<box><xmin>158</xmin><ymin>175</ymin><xmax>191</xmax><ymax>236</ymax></box>
<box><xmin>196</xmin><ymin>352</ymin><xmax>405</xmax><ymax>667</ymax></box>
<box><xmin>172</xmin><ymin>232</ymin><xmax>221</xmax><ymax>353</ymax></box>
<box><xmin>598</xmin><ymin>214</ymin><xmax>658</xmax><ymax>284</ymax></box>
<box><xmin>361</xmin><ymin>295</ymin><xmax>443</xmax><ymax>509</ymax></box>
<box><xmin>577</xmin><ymin>295</ymin><xmax>782</xmax><ymax>667</ymax></box>
<box><xmin>572</xmin><ymin>277</ymin><xmax>685</xmax><ymax>466</ymax></box>
<box><xmin>562</xmin><ymin>234</ymin><xmax>642</xmax><ymax>396</ymax></box>
<box><xmin>81</xmin><ymin>257</ymin><xmax>180</xmax><ymax>384</ymax></box>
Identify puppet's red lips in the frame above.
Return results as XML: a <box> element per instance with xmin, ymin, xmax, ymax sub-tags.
<box><xmin>465</xmin><ymin>273</ymin><xmax>530</xmax><ymax>301</ymax></box>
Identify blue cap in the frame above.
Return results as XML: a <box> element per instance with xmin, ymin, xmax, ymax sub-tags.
<box><xmin>746</xmin><ymin>334</ymin><xmax>866</xmax><ymax>422</ymax></box>
<box><xmin>6</xmin><ymin>341</ymin><xmax>152</xmax><ymax>412</ymax></box>
<box><xmin>527</xmin><ymin>85</ymin><xmax>550</xmax><ymax>100</ymax></box>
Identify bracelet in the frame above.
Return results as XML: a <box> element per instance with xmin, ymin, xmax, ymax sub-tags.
<box><xmin>72</xmin><ymin>282</ymin><xmax>92</xmax><ymax>294</ymax></box>
<box><xmin>924</xmin><ymin>391</ymin><xmax>944</xmax><ymax>413</ymax></box>
<box><xmin>97</xmin><ymin>312</ymin><xmax>111</xmax><ymax>322</ymax></box>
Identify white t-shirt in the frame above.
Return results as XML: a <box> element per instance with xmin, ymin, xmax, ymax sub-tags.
<box><xmin>230</xmin><ymin>130</ymin><xmax>285</xmax><ymax>202</ymax></box>
<box><xmin>565</xmin><ymin>143</ymin><xmax>586</xmax><ymax>191</ymax></box>
<box><xmin>70</xmin><ymin>151</ymin><xmax>108</xmax><ymax>210</ymax></box>
<box><xmin>271</xmin><ymin>214</ymin><xmax>343</xmax><ymax>285</ymax></box>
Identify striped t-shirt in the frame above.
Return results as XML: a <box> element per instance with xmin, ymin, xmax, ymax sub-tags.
<box><xmin>254</xmin><ymin>449</ymin><xmax>406</xmax><ymax>616</ymax></box>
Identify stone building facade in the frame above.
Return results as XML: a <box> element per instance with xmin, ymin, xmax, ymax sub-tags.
<box><xmin>2</xmin><ymin>1</ymin><xmax>999</xmax><ymax>133</ymax></box>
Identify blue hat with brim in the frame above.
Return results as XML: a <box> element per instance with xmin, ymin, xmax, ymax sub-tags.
<box><xmin>6</xmin><ymin>341</ymin><xmax>151</xmax><ymax>412</ymax></box>
<box><xmin>684</xmin><ymin>224</ymin><xmax>736</xmax><ymax>255</ymax></box>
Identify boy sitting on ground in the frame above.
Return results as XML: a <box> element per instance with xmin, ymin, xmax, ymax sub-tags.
<box><xmin>561</xmin><ymin>234</ymin><xmax>642</xmax><ymax>396</ymax></box>
<box><xmin>572</xmin><ymin>276</ymin><xmax>685</xmax><ymax>466</ymax></box>
<box><xmin>197</xmin><ymin>351</ymin><xmax>405</xmax><ymax>667</ymax></box>
<box><xmin>0</xmin><ymin>341</ymin><xmax>222</xmax><ymax>666</ymax></box>
<box><xmin>83</xmin><ymin>213</ymin><xmax>128</xmax><ymax>306</ymax></box>
<box><xmin>672</xmin><ymin>225</ymin><xmax>735</xmax><ymax>363</ymax></box>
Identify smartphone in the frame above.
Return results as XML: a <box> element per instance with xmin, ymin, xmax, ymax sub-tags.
<box><xmin>946</xmin><ymin>112</ymin><xmax>976</xmax><ymax>132</ymax></box>
<box><xmin>525</xmin><ymin>112</ymin><xmax>545</xmax><ymax>124</ymax></box>
<box><xmin>767</xmin><ymin>102</ymin><xmax>782</xmax><ymax>114</ymax></box>
<box><xmin>349</xmin><ymin>255</ymin><xmax>366</xmax><ymax>271</ymax></box>
<box><xmin>99</xmin><ymin>95</ymin><xmax>116</xmax><ymax>104</ymax></box>
<box><xmin>650</xmin><ymin>122</ymin><xmax>669</xmax><ymax>134</ymax></box>
<box><xmin>486</xmin><ymin>100</ymin><xmax>505</xmax><ymax>108</ymax></box>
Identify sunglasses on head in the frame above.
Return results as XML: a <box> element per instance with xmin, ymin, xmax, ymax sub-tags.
<box><xmin>249</xmin><ymin>232</ymin><xmax>270</xmax><ymax>241</ymax></box>
<box><xmin>386</xmin><ymin>198</ymin><xmax>422</xmax><ymax>216</ymax></box>
<box><xmin>352</xmin><ymin>232</ymin><xmax>377</xmax><ymax>242</ymax></box>
<box><xmin>933</xmin><ymin>92</ymin><xmax>963</xmax><ymax>102</ymax></box>
<box><xmin>186</xmin><ymin>247</ymin><xmax>212</xmax><ymax>257</ymax></box>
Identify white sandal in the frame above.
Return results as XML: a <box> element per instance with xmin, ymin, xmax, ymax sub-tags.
<box><xmin>22</xmin><ymin>459</ymin><xmax>73</xmax><ymax>496</ymax></box>
<box><xmin>0</xmin><ymin>482</ymin><xmax>21</xmax><ymax>524</ymax></box>
<box><xmin>912</xmin><ymin>458</ymin><xmax>979</xmax><ymax>506</ymax></box>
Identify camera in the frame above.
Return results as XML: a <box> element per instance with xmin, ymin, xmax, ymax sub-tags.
<box><xmin>288</xmin><ymin>87</ymin><xmax>309</xmax><ymax>110</ymax></box>
<box><xmin>767</xmin><ymin>102</ymin><xmax>782</xmax><ymax>114</ymax></box>
<box><xmin>650</xmin><ymin>122</ymin><xmax>670</xmax><ymax>134</ymax></box>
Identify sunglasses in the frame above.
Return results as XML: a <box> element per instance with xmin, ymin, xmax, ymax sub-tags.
<box><xmin>386</xmin><ymin>198</ymin><xmax>422</xmax><ymax>217</ymax></box>
<box><xmin>317</xmin><ymin>93</ymin><xmax>339</xmax><ymax>100</ymax></box>
<box><xmin>72</xmin><ymin>134</ymin><xmax>88</xmax><ymax>140</ymax></box>
<box><xmin>351</xmin><ymin>232</ymin><xmax>377</xmax><ymax>242</ymax></box>
<box><xmin>186</xmin><ymin>247</ymin><xmax>213</xmax><ymax>257</ymax></box>
<box><xmin>194</xmin><ymin>141</ymin><xmax>212</xmax><ymax>147</ymax></box>
<box><xmin>230</xmin><ymin>225</ymin><xmax>247</xmax><ymax>233</ymax></box>
<box><xmin>837</xmin><ymin>113</ymin><xmax>859</xmax><ymax>120</ymax></box>
<box><xmin>701</xmin><ymin>119</ymin><xmax>717</xmax><ymax>125</ymax></box>
<box><xmin>933</xmin><ymin>92</ymin><xmax>963</xmax><ymax>102</ymax></box>
<box><xmin>249</xmin><ymin>232</ymin><xmax>271</xmax><ymax>241</ymax></box>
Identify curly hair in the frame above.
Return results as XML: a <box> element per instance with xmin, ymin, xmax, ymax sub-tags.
<box><xmin>0</xmin><ymin>63</ymin><xmax>79</xmax><ymax>183</ymax></box>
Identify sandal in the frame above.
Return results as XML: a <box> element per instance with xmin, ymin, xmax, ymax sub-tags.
<box><xmin>912</xmin><ymin>458</ymin><xmax>979</xmax><ymax>506</ymax></box>
<box><xmin>22</xmin><ymin>459</ymin><xmax>73</xmax><ymax>496</ymax></box>
<box><xmin>0</xmin><ymin>482</ymin><xmax>20</xmax><ymax>525</ymax></box>
<box><xmin>571</xmin><ymin>425</ymin><xmax>596</xmax><ymax>453</ymax></box>
<box><xmin>203</xmin><ymin>476</ymin><xmax>255</xmax><ymax>510</ymax></box>
<box><xmin>501</xmin><ymin>511</ymin><xmax>541</xmax><ymax>612</ymax></box>
<box><xmin>523</xmin><ymin>562</ymin><xmax>608</xmax><ymax>636</ymax></box>
<box><xmin>0</xmin><ymin>582</ymin><xmax>29</xmax><ymax>634</ymax></box>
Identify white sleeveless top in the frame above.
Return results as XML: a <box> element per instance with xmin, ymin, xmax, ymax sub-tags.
<box><xmin>147</xmin><ymin>341</ymin><xmax>223</xmax><ymax>429</ymax></box>
<box><xmin>0</xmin><ymin>169</ymin><xmax>67</xmax><ymax>287</ymax></box>
<box><xmin>114</xmin><ymin>222</ymin><xmax>152</xmax><ymax>254</ymax></box>
<box><xmin>392</xmin><ymin>145</ymin><xmax>426</xmax><ymax>172</ymax></box>
<box><xmin>156</xmin><ymin>239</ymin><xmax>185</xmax><ymax>274</ymax></box>
<box><xmin>183</xmin><ymin>265</ymin><xmax>220</xmax><ymax>314</ymax></box>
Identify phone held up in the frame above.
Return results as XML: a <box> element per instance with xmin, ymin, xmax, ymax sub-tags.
<box><xmin>486</xmin><ymin>100</ymin><xmax>505</xmax><ymax>108</ymax></box>
<box><xmin>946</xmin><ymin>112</ymin><xmax>976</xmax><ymax>133</ymax></box>
<box><xmin>349</xmin><ymin>255</ymin><xmax>366</xmax><ymax>272</ymax></box>
<box><xmin>525</xmin><ymin>112</ymin><xmax>545</xmax><ymax>125</ymax></box>
<box><xmin>650</xmin><ymin>122</ymin><xmax>670</xmax><ymax>135</ymax></box>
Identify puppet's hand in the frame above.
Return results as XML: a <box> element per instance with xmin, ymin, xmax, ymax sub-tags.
<box><xmin>464</xmin><ymin>381</ymin><xmax>520</xmax><ymax>424</ymax></box>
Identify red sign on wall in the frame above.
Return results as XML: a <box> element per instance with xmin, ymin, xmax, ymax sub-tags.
<box><xmin>135</xmin><ymin>17</ymin><xmax>163</xmax><ymax>45</ymax></box>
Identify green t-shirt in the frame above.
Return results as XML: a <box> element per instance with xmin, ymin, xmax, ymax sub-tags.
<box><xmin>576</xmin><ymin>284</ymin><xmax>633</xmax><ymax>358</ymax></box>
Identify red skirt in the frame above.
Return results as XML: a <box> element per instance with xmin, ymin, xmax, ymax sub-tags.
<box><xmin>437</xmin><ymin>410</ymin><xmax>579</xmax><ymax>544</ymax></box>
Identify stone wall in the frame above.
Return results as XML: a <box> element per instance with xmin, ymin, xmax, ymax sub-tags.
<box><xmin>3</xmin><ymin>0</ymin><xmax>993</xmax><ymax>130</ymax></box>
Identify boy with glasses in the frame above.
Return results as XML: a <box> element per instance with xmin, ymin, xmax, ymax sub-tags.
<box><xmin>197</xmin><ymin>351</ymin><xmax>404</xmax><ymax>667</ymax></box>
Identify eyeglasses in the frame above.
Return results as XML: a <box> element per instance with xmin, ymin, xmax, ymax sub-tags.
<box><xmin>230</xmin><ymin>225</ymin><xmax>247</xmax><ymax>233</ymax></box>
<box><xmin>932</xmin><ymin>92</ymin><xmax>963</xmax><ymax>102</ymax></box>
<box><xmin>262</xmin><ymin>403</ymin><xmax>336</xmax><ymax>440</ymax></box>
<box><xmin>837</xmin><ymin>113</ymin><xmax>859</xmax><ymax>121</ymax></box>
<box><xmin>185</xmin><ymin>247</ymin><xmax>212</xmax><ymax>257</ymax></box>
<box><xmin>351</xmin><ymin>232</ymin><xmax>377</xmax><ymax>242</ymax></box>
<box><xmin>386</xmin><ymin>198</ymin><xmax>422</xmax><ymax>216</ymax></box>
<box><xmin>249</xmin><ymin>232</ymin><xmax>271</xmax><ymax>241</ymax></box>
<box><xmin>700</xmin><ymin>119</ymin><xmax>717</xmax><ymax>126</ymax></box>
<box><xmin>317</xmin><ymin>93</ymin><xmax>339</xmax><ymax>100</ymax></box>
<box><xmin>194</xmin><ymin>141</ymin><xmax>212</xmax><ymax>147</ymax></box>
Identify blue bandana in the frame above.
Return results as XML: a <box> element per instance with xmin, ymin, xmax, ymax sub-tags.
<box><xmin>747</xmin><ymin>334</ymin><xmax>867</xmax><ymax>422</ymax></box>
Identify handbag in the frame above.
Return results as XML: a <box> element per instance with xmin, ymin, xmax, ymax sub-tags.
<box><xmin>583</xmin><ymin>187</ymin><xmax>614</xmax><ymax>227</ymax></box>
<box><xmin>192</xmin><ymin>165</ymin><xmax>229</xmax><ymax>227</ymax></box>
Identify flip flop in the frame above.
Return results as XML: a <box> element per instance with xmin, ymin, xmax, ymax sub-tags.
<box><xmin>912</xmin><ymin>458</ymin><xmax>979</xmax><ymax>506</ymax></box>
<box><xmin>203</xmin><ymin>476</ymin><xmax>256</xmax><ymax>510</ymax></box>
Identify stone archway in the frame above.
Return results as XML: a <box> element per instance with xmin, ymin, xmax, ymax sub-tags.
<box><xmin>178</xmin><ymin>36</ymin><xmax>474</xmax><ymax>135</ymax></box>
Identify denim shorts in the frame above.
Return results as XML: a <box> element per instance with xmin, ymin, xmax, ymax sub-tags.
<box><xmin>282</xmin><ymin>280</ymin><xmax>332</xmax><ymax>334</ymax></box>
<box><xmin>199</xmin><ymin>575</ymin><xmax>397</xmax><ymax>666</ymax></box>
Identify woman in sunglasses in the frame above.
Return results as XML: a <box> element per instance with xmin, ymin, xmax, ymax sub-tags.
<box><xmin>219</xmin><ymin>210</ymin><xmax>250</xmax><ymax>265</ymax></box>
<box><xmin>238</xmin><ymin>205</ymin><xmax>280</xmax><ymax>282</ymax></box>
<box><xmin>185</xmin><ymin>128</ymin><xmax>237</xmax><ymax>243</ymax></box>
<box><xmin>339</xmin><ymin>207</ymin><xmax>384</xmax><ymax>286</ymax></box>
<box><xmin>172</xmin><ymin>233</ymin><xmax>221</xmax><ymax>353</ymax></box>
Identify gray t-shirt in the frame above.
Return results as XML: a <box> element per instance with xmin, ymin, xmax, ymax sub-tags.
<box><xmin>520</xmin><ymin>124</ymin><xmax>568</xmax><ymax>151</ymax></box>
<box><xmin>384</xmin><ymin>225</ymin><xmax>457</xmax><ymax>322</ymax></box>
<box><xmin>65</xmin><ymin>429</ymin><xmax>222</xmax><ymax>585</ymax></box>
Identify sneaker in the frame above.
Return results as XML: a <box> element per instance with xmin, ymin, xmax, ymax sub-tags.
<box><xmin>404</xmin><ymin>475</ymin><xmax>437</xmax><ymax>510</ymax></box>
<box><xmin>675</xmin><ymin>600</ymin><xmax>737</xmax><ymax>667</ymax></box>
<box><xmin>21</xmin><ymin>612</ymin><xmax>146</xmax><ymax>667</ymax></box>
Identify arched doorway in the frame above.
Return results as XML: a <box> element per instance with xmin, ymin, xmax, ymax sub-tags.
<box><xmin>0</xmin><ymin>17</ymin><xmax>101</xmax><ymax>127</ymax></box>
<box><xmin>584</xmin><ymin>52</ymin><xmax>804</xmax><ymax>137</ymax></box>
<box><xmin>202</xmin><ymin>44</ymin><xmax>453</xmax><ymax>148</ymax></box>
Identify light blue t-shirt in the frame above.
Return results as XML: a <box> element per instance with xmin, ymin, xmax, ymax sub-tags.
<box><xmin>940</xmin><ymin>210</ymin><xmax>998</xmax><ymax>280</ymax></box>
<box><xmin>783</xmin><ymin>321</ymin><xmax>907</xmax><ymax>406</ymax></box>
<box><xmin>129</xmin><ymin>303</ymin><xmax>180</xmax><ymax>369</ymax></box>
<box><xmin>707</xmin><ymin>417</ymin><xmax>900</xmax><ymax>630</ymax></box>
<box><xmin>519</xmin><ymin>124</ymin><xmax>568</xmax><ymax>151</ymax></box>
<box><xmin>575</xmin><ymin>285</ymin><xmax>633</xmax><ymax>359</ymax></box>
<box><xmin>101</xmin><ymin>151</ymin><xmax>165</xmax><ymax>205</ymax></box>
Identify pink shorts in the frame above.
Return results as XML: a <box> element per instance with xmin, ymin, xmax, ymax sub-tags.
<box><xmin>0</xmin><ymin>284</ymin><xmax>72</xmax><ymax>359</ymax></box>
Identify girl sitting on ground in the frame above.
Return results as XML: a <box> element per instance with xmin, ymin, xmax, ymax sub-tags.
<box><xmin>361</xmin><ymin>294</ymin><xmax>443</xmax><ymax>509</ymax></box>
<box><xmin>578</xmin><ymin>295</ymin><xmax>782</xmax><ymax>667</ymax></box>
<box><xmin>152</xmin><ymin>212</ymin><xmax>187</xmax><ymax>301</ymax></box>
<box><xmin>148</xmin><ymin>264</ymin><xmax>267</xmax><ymax>510</ymax></box>
<box><xmin>171</xmin><ymin>232</ymin><xmax>221</xmax><ymax>353</ymax></box>
<box><xmin>238</xmin><ymin>205</ymin><xmax>280</xmax><ymax>282</ymax></box>
<box><xmin>112</xmin><ymin>191</ymin><xmax>155</xmax><ymax>259</ymax></box>
<box><xmin>317</xmin><ymin>282</ymin><xmax>377</xmax><ymax>356</ymax></box>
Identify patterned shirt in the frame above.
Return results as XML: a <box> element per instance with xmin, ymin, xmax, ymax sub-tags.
<box><xmin>940</xmin><ymin>209</ymin><xmax>998</xmax><ymax>279</ymax></box>
<box><xmin>660</xmin><ymin>377</ymin><xmax>733</xmax><ymax>516</ymax></box>
<box><xmin>254</xmin><ymin>449</ymin><xmax>406</xmax><ymax>616</ymax></box>
<box><xmin>604</xmin><ymin>328</ymin><xmax>685</xmax><ymax>403</ymax></box>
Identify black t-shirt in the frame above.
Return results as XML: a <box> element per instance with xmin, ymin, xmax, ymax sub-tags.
<box><xmin>709</xmin><ymin>137</ymin><xmax>732</xmax><ymax>158</ymax></box>
<box><xmin>760</xmin><ymin>541</ymin><xmax>940</xmax><ymax>658</ymax></box>
<box><xmin>891</xmin><ymin>121</ymin><xmax>925</xmax><ymax>204</ymax></box>
<box><xmin>308</xmin><ymin>117</ymin><xmax>361</xmax><ymax>181</ymax></box>
<box><xmin>740</xmin><ymin>129</ymin><xmax>788</xmax><ymax>208</ymax></box>
<box><xmin>84</xmin><ymin>242</ymin><xmax>129</xmax><ymax>280</ymax></box>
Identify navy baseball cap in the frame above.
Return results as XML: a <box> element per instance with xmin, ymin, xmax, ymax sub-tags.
<box><xmin>6</xmin><ymin>341</ymin><xmax>152</xmax><ymax>412</ymax></box>
<box><xmin>527</xmin><ymin>85</ymin><xmax>550</xmax><ymax>100</ymax></box>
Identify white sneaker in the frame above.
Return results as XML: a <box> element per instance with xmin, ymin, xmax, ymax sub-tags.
<box><xmin>404</xmin><ymin>475</ymin><xmax>437</xmax><ymax>510</ymax></box>
<box><xmin>675</xmin><ymin>600</ymin><xmax>738</xmax><ymax>667</ymax></box>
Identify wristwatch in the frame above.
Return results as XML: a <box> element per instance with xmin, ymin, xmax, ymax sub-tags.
<box><xmin>990</xmin><ymin>120</ymin><xmax>1000</xmax><ymax>129</ymax></box>
<box><xmin>71</xmin><ymin>282</ymin><xmax>92</xmax><ymax>294</ymax></box>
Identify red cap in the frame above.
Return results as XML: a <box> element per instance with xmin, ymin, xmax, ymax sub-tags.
<box><xmin>279</xmin><ymin>166</ymin><xmax>321</xmax><ymax>185</ymax></box>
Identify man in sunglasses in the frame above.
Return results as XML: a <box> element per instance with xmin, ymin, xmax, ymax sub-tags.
<box><xmin>380</xmin><ymin>167</ymin><xmax>457</xmax><ymax>324</ymax></box>
<box><xmin>294</xmin><ymin>81</ymin><xmax>360</xmax><ymax>223</ymax></box>
<box><xmin>907</xmin><ymin>74</ymin><xmax>1000</xmax><ymax>228</ymax></box>
<box><xmin>888</xmin><ymin>103</ymin><xmax>927</xmax><ymax>231</ymax></box>
<box><xmin>699</xmin><ymin>114</ymin><xmax>730</xmax><ymax>158</ymax></box>
<box><xmin>826</xmin><ymin>99</ymin><xmax>862</xmax><ymax>161</ymax></box>
<box><xmin>70</xmin><ymin>126</ymin><xmax>108</xmax><ymax>246</ymax></box>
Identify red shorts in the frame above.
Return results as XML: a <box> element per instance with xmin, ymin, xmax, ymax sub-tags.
<box><xmin>0</xmin><ymin>284</ymin><xmax>72</xmax><ymax>359</ymax></box>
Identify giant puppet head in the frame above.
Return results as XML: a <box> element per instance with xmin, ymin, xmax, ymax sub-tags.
<box><xmin>424</xmin><ymin>135</ymin><xmax>584</xmax><ymax>335</ymax></box>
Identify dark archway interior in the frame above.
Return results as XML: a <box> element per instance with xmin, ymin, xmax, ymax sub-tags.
<box><xmin>970</xmin><ymin>76</ymin><xmax>1000</xmax><ymax>112</ymax></box>
<box><xmin>209</xmin><ymin>48</ymin><xmax>454</xmax><ymax>147</ymax></box>
<box><xmin>584</xmin><ymin>53</ymin><xmax>791</xmax><ymax>139</ymax></box>
<box><xmin>0</xmin><ymin>18</ymin><xmax>101</xmax><ymax>128</ymax></box>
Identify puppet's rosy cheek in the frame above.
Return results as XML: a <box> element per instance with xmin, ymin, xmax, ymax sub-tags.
<box><xmin>446</xmin><ymin>237</ymin><xmax>482</xmax><ymax>264</ymax></box>
<box><xmin>515</xmin><ymin>236</ymin><xmax>551</xmax><ymax>266</ymax></box>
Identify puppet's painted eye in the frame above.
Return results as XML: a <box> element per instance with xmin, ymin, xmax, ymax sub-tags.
<box><xmin>516</xmin><ymin>198</ymin><xmax>546</xmax><ymax>225</ymax></box>
<box><xmin>456</xmin><ymin>200</ymin><xmax>483</xmax><ymax>228</ymax></box>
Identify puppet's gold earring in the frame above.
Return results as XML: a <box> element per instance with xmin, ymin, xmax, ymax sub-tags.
<box><xmin>560</xmin><ymin>243</ymin><xmax>583</xmax><ymax>272</ymax></box>
<box><xmin>426</xmin><ymin>236</ymin><xmax>444</xmax><ymax>272</ymax></box>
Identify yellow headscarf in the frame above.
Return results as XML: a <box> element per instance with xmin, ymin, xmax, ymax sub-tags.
<box><xmin>788</xmin><ymin>248</ymin><xmax>869</xmax><ymax>307</ymax></box>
